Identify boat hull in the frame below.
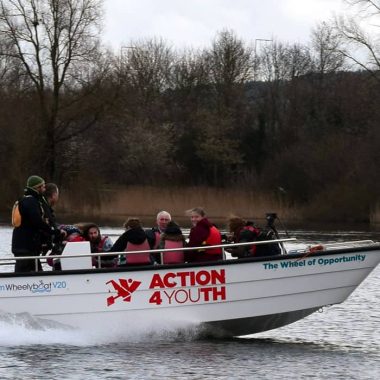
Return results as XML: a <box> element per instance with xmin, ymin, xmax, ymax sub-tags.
<box><xmin>1</xmin><ymin>245</ymin><xmax>379</xmax><ymax>336</ymax></box>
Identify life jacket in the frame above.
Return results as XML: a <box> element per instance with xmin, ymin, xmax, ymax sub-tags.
<box><xmin>162</xmin><ymin>240</ymin><xmax>185</xmax><ymax>264</ymax></box>
<box><xmin>123</xmin><ymin>239</ymin><xmax>152</xmax><ymax>265</ymax></box>
<box><xmin>236</xmin><ymin>225</ymin><xmax>260</xmax><ymax>256</ymax></box>
<box><xmin>93</xmin><ymin>236</ymin><xmax>109</xmax><ymax>252</ymax></box>
<box><xmin>204</xmin><ymin>226</ymin><xmax>222</xmax><ymax>255</ymax></box>
<box><xmin>92</xmin><ymin>236</ymin><xmax>117</xmax><ymax>268</ymax></box>
<box><xmin>154</xmin><ymin>231</ymin><xmax>161</xmax><ymax>249</ymax></box>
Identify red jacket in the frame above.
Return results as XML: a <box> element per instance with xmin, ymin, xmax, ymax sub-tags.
<box><xmin>188</xmin><ymin>218</ymin><xmax>222</xmax><ymax>258</ymax></box>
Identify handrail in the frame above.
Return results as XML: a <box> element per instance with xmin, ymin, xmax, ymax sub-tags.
<box><xmin>0</xmin><ymin>238</ymin><xmax>297</xmax><ymax>262</ymax></box>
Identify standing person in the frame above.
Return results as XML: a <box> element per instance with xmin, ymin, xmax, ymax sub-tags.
<box><xmin>82</xmin><ymin>223</ymin><xmax>114</xmax><ymax>267</ymax></box>
<box><xmin>43</xmin><ymin>183</ymin><xmax>60</xmax><ymax>227</ymax></box>
<box><xmin>186</xmin><ymin>207</ymin><xmax>223</xmax><ymax>262</ymax></box>
<box><xmin>41</xmin><ymin>183</ymin><xmax>64</xmax><ymax>255</ymax></box>
<box><xmin>11</xmin><ymin>175</ymin><xmax>58</xmax><ymax>272</ymax></box>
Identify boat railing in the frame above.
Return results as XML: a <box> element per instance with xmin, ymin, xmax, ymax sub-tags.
<box><xmin>287</xmin><ymin>240</ymin><xmax>379</xmax><ymax>255</ymax></box>
<box><xmin>315</xmin><ymin>240</ymin><xmax>378</xmax><ymax>250</ymax></box>
<box><xmin>0</xmin><ymin>238</ymin><xmax>296</xmax><ymax>272</ymax></box>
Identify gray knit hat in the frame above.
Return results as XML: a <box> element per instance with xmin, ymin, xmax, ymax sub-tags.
<box><xmin>26</xmin><ymin>175</ymin><xmax>45</xmax><ymax>189</ymax></box>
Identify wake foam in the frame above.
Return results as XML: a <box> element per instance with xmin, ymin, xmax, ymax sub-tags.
<box><xmin>0</xmin><ymin>310</ymin><xmax>88</xmax><ymax>346</ymax></box>
<box><xmin>0</xmin><ymin>311</ymin><xmax>211</xmax><ymax>346</ymax></box>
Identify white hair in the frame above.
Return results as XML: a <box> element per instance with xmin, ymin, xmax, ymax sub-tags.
<box><xmin>156</xmin><ymin>210</ymin><xmax>171</xmax><ymax>220</ymax></box>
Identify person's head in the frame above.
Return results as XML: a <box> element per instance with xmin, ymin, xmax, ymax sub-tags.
<box><xmin>156</xmin><ymin>211</ymin><xmax>171</xmax><ymax>231</ymax></box>
<box><xmin>44</xmin><ymin>183</ymin><xmax>59</xmax><ymax>206</ymax></box>
<box><xmin>164</xmin><ymin>221</ymin><xmax>182</xmax><ymax>236</ymax></box>
<box><xmin>26</xmin><ymin>175</ymin><xmax>45</xmax><ymax>194</ymax></box>
<box><xmin>124</xmin><ymin>217</ymin><xmax>142</xmax><ymax>230</ymax></box>
<box><xmin>187</xmin><ymin>207</ymin><xmax>205</xmax><ymax>227</ymax></box>
<box><xmin>228</xmin><ymin>216</ymin><xmax>246</xmax><ymax>234</ymax></box>
<box><xmin>83</xmin><ymin>223</ymin><xmax>101</xmax><ymax>243</ymax></box>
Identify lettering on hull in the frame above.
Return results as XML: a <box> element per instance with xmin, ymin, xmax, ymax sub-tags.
<box><xmin>106</xmin><ymin>269</ymin><xmax>227</xmax><ymax>307</ymax></box>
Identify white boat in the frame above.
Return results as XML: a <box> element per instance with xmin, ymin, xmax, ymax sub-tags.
<box><xmin>0</xmin><ymin>239</ymin><xmax>379</xmax><ymax>337</ymax></box>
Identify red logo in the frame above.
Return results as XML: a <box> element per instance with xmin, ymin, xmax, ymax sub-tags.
<box><xmin>106</xmin><ymin>278</ymin><xmax>142</xmax><ymax>306</ymax></box>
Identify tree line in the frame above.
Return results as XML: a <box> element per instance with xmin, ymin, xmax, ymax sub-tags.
<box><xmin>1</xmin><ymin>0</ymin><xmax>379</xmax><ymax>222</ymax></box>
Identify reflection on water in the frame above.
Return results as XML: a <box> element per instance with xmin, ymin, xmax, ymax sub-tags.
<box><xmin>0</xmin><ymin>226</ymin><xmax>379</xmax><ymax>379</ymax></box>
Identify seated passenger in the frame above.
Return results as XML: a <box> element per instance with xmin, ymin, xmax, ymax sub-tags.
<box><xmin>226</xmin><ymin>217</ymin><xmax>260</xmax><ymax>258</ymax></box>
<box><xmin>146</xmin><ymin>210</ymin><xmax>171</xmax><ymax>247</ymax></box>
<box><xmin>82</xmin><ymin>223</ymin><xmax>115</xmax><ymax>267</ymax></box>
<box><xmin>47</xmin><ymin>225</ymin><xmax>85</xmax><ymax>270</ymax></box>
<box><xmin>110</xmin><ymin>218</ymin><xmax>154</xmax><ymax>266</ymax></box>
<box><xmin>158</xmin><ymin>221</ymin><xmax>186</xmax><ymax>264</ymax></box>
<box><xmin>186</xmin><ymin>207</ymin><xmax>223</xmax><ymax>262</ymax></box>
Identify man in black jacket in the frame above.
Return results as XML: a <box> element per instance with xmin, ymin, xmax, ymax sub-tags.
<box><xmin>12</xmin><ymin>175</ymin><xmax>58</xmax><ymax>272</ymax></box>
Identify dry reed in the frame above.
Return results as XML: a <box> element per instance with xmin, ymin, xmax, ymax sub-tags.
<box><xmin>58</xmin><ymin>186</ymin><xmax>299</xmax><ymax>226</ymax></box>
<box><xmin>370</xmin><ymin>203</ymin><xmax>380</xmax><ymax>224</ymax></box>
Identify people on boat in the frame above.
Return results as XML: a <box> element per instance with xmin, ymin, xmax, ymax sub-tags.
<box><xmin>41</xmin><ymin>183</ymin><xmax>65</xmax><ymax>255</ymax></box>
<box><xmin>47</xmin><ymin>224</ymin><xmax>86</xmax><ymax>270</ymax></box>
<box><xmin>186</xmin><ymin>207</ymin><xmax>223</xmax><ymax>262</ymax></box>
<box><xmin>42</xmin><ymin>183</ymin><xmax>59</xmax><ymax>226</ymax></box>
<box><xmin>145</xmin><ymin>210</ymin><xmax>172</xmax><ymax>263</ymax></box>
<box><xmin>110</xmin><ymin>218</ymin><xmax>154</xmax><ymax>266</ymax></box>
<box><xmin>60</xmin><ymin>224</ymin><xmax>86</xmax><ymax>242</ymax></box>
<box><xmin>158</xmin><ymin>221</ymin><xmax>186</xmax><ymax>264</ymax></box>
<box><xmin>146</xmin><ymin>210</ymin><xmax>172</xmax><ymax>249</ymax></box>
<box><xmin>12</xmin><ymin>175</ymin><xmax>60</xmax><ymax>272</ymax></box>
<box><xmin>82</xmin><ymin>223</ymin><xmax>115</xmax><ymax>267</ymax></box>
<box><xmin>225</xmin><ymin>216</ymin><xmax>260</xmax><ymax>258</ymax></box>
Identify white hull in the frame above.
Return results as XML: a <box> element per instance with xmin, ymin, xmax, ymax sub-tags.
<box><xmin>1</xmin><ymin>242</ymin><xmax>379</xmax><ymax>337</ymax></box>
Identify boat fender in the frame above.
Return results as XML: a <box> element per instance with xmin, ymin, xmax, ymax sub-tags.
<box><xmin>308</xmin><ymin>244</ymin><xmax>324</xmax><ymax>253</ymax></box>
<box><xmin>296</xmin><ymin>244</ymin><xmax>325</xmax><ymax>261</ymax></box>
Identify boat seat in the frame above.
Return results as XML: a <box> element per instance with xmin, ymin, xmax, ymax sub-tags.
<box><xmin>60</xmin><ymin>241</ymin><xmax>93</xmax><ymax>270</ymax></box>
<box><xmin>161</xmin><ymin>240</ymin><xmax>185</xmax><ymax>264</ymax></box>
<box><xmin>124</xmin><ymin>240</ymin><xmax>152</xmax><ymax>265</ymax></box>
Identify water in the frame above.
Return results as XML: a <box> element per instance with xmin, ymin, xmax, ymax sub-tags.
<box><xmin>0</xmin><ymin>226</ymin><xmax>379</xmax><ymax>379</ymax></box>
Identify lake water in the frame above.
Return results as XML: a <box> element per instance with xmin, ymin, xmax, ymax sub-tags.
<box><xmin>0</xmin><ymin>226</ymin><xmax>379</xmax><ymax>379</ymax></box>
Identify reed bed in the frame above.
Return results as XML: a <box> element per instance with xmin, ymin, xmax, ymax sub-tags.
<box><xmin>58</xmin><ymin>186</ymin><xmax>299</xmax><ymax>226</ymax></box>
<box><xmin>370</xmin><ymin>203</ymin><xmax>380</xmax><ymax>224</ymax></box>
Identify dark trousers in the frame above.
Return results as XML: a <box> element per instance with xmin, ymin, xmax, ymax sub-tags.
<box><xmin>14</xmin><ymin>253</ymin><xmax>42</xmax><ymax>273</ymax></box>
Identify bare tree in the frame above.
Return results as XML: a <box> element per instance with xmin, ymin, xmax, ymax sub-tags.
<box><xmin>206</xmin><ymin>29</ymin><xmax>253</xmax><ymax>109</ymax></box>
<box><xmin>334</xmin><ymin>0</ymin><xmax>380</xmax><ymax>79</ymax></box>
<box><xmin>311</xmin><ymin>21</ymin><xmax>346</xmax><ymax>76</ymax></box>
<box><xmin>288</xmin><ymin>43</ymin><xmax>313</xmax><ymax>79</ymax></box>
<box><xmin>0</xmin><ymin>0</ymin><xmax>104</xmax><ymax>178</ymax></box>
<box><xmin>119</xmin><ymin>38</ymin><xmax>174</xmax><ymax>110</ymax></box>
<box><xmin>172</xmin><ymin>48</ymin><xmax>210</xmax><ymax>94</ymax></box>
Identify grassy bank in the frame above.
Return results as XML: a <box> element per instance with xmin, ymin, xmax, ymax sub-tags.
<box><xmin>58</xmin><ymin>186</ymin><xmax>298</xmax><ymax>227</ymax></box>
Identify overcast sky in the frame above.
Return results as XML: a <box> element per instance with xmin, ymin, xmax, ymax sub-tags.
<box><xmin>103</xmin><ymin>0</ymin><xmax>348</xmax><ymax>50</ymax></box>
